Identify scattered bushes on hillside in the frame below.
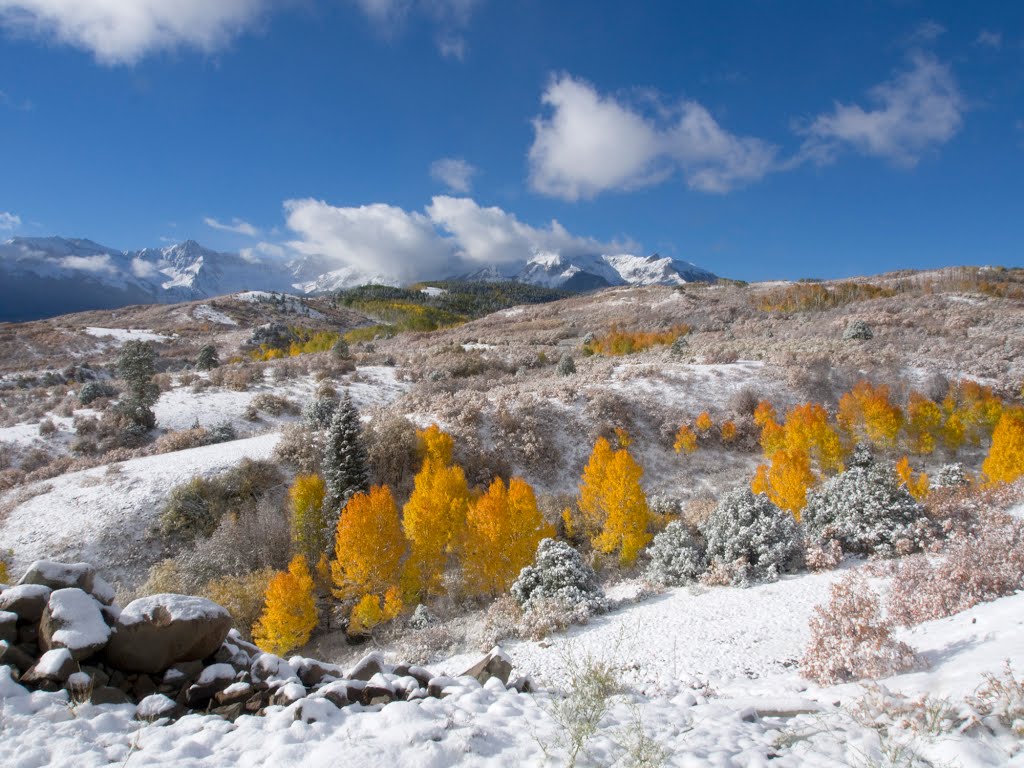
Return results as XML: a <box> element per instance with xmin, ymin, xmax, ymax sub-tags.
<box><xmin>886</xmin><ymin>510</ymin><xmax>1024</xmax><ymax>627</ymax></box>
<box><xmin>801</xmin><ymin>572</ymin><xmax>918</xmax><ymax>685</ymax></box>
<box><xmin>802</xmin><ymin>452</ymin><xmax>930</xmax><ymax>557</ymax></box>
<box><xmin>583</xmin><ymin>323</ymin><xmax>690</xmax><ymax>356</ymax></box>
<box><xmin>201</xmin><ymin>568</ymin><xmax>275</xmax><ymax>640</ymax></box>
<box><xmin>644</xmin><ymin>520</ymin><xmax>706</xmax><ymax>587</ymax></box>
<box><xmin>274</xmin><ymin>423</ymin><xmax>324</xmax><ymax>475</ymax></box>
<box><xmin>511</xmin><ymin>538</ymin><xmax>608</xmax><ymax>620</ymax></box>
<box><xmin>249</xmin><ymin>393</ymin><xmax>299</xmax><ymax>417</ymax></box>
<box><xmin>363</xmin><ymin>410</ymin><xmax>421</xmax><ymax>496</ymax></box>
<box><xmin>159</xmin><ymin>459</ymin><xmax>284</xmax><ymax>540</ymax></box>
<box><xmin>700</xmin><ymin>488</ymin><xmax>802</xmax><ymax>586</ymax></box>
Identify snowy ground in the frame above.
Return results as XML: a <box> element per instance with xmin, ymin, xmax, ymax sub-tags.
<box><xmin>1</xmin><ymin>567</ymin><xmax>1021</xmax><ymax>767</ymax></box>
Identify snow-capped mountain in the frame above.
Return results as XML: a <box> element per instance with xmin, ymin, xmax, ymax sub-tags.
<box><xmin>0</xmin><ymin>236</ymin><xmax>717</xmax><ymax>322</ymax></box>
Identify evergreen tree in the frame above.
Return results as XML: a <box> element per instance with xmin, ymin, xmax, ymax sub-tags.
<box><xmin>117</xmin><ymin>340</ymin><xmax>159</xmax><ymax>430</ymax></box>
<box><xmin>196</xmin><ymin>344</ymin><xmax>220</xmax><ymax>370</ymax></box>
<box><xmin>321</xmin><ymin>391</ymin><xmax>370</xmax><ymax>522</ymax></box>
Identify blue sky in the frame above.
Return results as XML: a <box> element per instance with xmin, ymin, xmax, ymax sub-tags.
<box><xmin>0</xmin><ymin>1</ymin><xmax>1022</xmax><ymax>282</ymax></box>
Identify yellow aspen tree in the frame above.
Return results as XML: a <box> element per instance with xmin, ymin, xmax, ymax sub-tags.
<box><xmin>332</xmin><ymin>485</ymin><xmax>405</xmax><ymax>600</ymax></box>
<box><xmin>593</xmin><ymin>448</ymin><xmax>652</xmax><ymax>565</ymax></box>
<box><xmin>904</xmin><ymin>392</ymin><xmax>943</xmax><ymax>455</ymax></box>
<box><xmin>941</xmin><ymin>411</ymin><xmax>966</xmax><ymax>453</ymax></box>
<box><xmin>673</xmin><ymin>424</ymin><xmax>698</xmax><ymax>454</ymax></box>
<box><xmin>347</xmin><ymin>585</ymin><xmax>403</xmax><ymax>635</ymax></box>
<box><xmin>982</xmin><ymin>409</ymin><xmax>1024</xmax><ymax>484</ymax></box>
<box><xmin>753</xmin><ymin>400</ymin><xmax>777</xmax><ymax>427</ymax></box>
<box><xmin>838</xmin><ymin>381</ymin><xmax>904</xmax><ymax>450</ymax></box>
<box><xmin>402</xmin><ymin>427</ymin><xmax>470</xmax><ymax>599</ymax></box>
<box><xmin>252</xmin><ymin>555</ymin><xmax>318</xmax><ymax>656</ymax></box>
<box><xmin>613</xmin><ymin>427</ymin><xmax>632</xmax><ymax>448</ymax></box>
<box><xmin>895</xmin><ymin>456</ymin><xmax>930</xmax><ymax>500</ymax></box>
<box><xmin>720</xmin><ymin>420</ymin><xmax>738</xmax><ymax>444</ymax></box>
<box><xmin>577</xmin><ymin>436</ymin><xmax>615</xmax><ymax>538</ymax></box>
<box><xmin>785</xmin><ymin>403</ymin><xmax>845</xmax><ymax>474</ymax></box>
<box><xmin>289</xmin><ymin>474</ymin><xmax>328</xmax><ymax>566</ymax></box>
<box><xmin>694</xmin><ymin>411</ymin><xmax>714</xmax><ymax>435</ymax></box>
<box><xmin>751</xmin><ymin>447</ymin><xmax>815</xmax><ymax>519</ymax></box>
<box><xmin>464</xmin><ymin>477</ymin><xmax>554</xmax><ymax>596</ymax></box>
<box><xmin>952</xmin><ymin>381</ymin><xmax>1004</xmax><ymax>445</ymax></box>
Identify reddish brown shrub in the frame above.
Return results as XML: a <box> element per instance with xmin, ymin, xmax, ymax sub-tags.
<box><xmin>801</xmin><ymin>572</ymin><xmax>918</xmax><ymax>685</ymax></box>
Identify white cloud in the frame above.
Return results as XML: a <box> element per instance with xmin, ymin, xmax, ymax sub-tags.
<box><xmin>204</xmin><ymin>216</ymin><xmax>260</xmax><ymax>238</ymax></box>
<box><xmin>353</xmin><ymin>0</ymin><xmax>479</xmax><ymax>58</ymax></box>
<box><xmin>130</xmin><ymin>256</ymin><xmax>159</xmax><ymax>279</ymax></box>
<box><xmin>283</xmin><ymin>198</ymin><xmax>457</xmax><ymax>283</ymax></box>
<box><xmin>800</xmin><ymin>54</ymin><xmax>963</xmax><ymax>167</ymax></box>
<box><xmin>0</xmin><ymin>0</ymin><xmax>268</xmax><ymax>64</ymax></box>
<box><xmin>976</xmin><ymin>29</ymin><xmax>1002</xmax><ymax>49</ymax></box>
<box><xmin>426</xmin><ymin>195</ymin><xmax>633</xmax><ymax>266</ymax></box>
<box><xmin>430</xmin><ymin>157</ymin><xmax>477</xmax><ymax>193</ymax></box>
<box><xmin>528</xmin><ymin>74</ymin><xmax>778</xmax><ymax>200</ymax></box>
<box><xmin>281</xmin><ymin>195</ymin><xmax>631</xmax><ymax>281</ymax></box>
<box><xmin>0</xmin><ymin>211</ymin><xmax>20</xmax><ymax>230</ymax></box>
<box><xmin>60</xmin><ymin>254</ymin><xmax>116</xmax><ymax>274</ymax></box>
<box><xmin>239</xmin><ymin>241</ymin><xmax>286</xmax><ymax>263</ymax></box>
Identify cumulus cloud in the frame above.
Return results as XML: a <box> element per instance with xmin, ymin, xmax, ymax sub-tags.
<box><xmin>430</xmin><ymin>157</ymin><xmax>477</xmax><ymax>193</ymax></box>
<box><xmin>0</xmin><ymin>211</ymin><xmax>20</xmax><ymax>230</ymax></box>
<box><xmin>800</xmin><ymin>54</ymin><xmax>963</xmax><ymax>167</ymax></box>
<box><xmin>204</xmin><ymin>216</ymin><xmax>260</xmax><ymax>238</ymax></box>
<box><xmin>528</xmin><ymin>74</ymin><xmax>778</xmax><ymax>200</ymax></box>
<box><xmin>60</xmin><ymin>254</ymin><xmax>116</xmax><ymax>274</ymax></box>
<box><xmin>0</xmin><ymin>0</ymin><xmax>268</xmax><ymax>64</ymax></box>
<box><xmin>281</xmin><ymin>195</ymin><xmax>630</xmax><ymax>281</ymax></box>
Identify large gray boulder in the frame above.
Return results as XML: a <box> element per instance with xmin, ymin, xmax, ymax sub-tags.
<box><xmin>105</xmin><ymin>594</ymin><xmax>231</xmax><ymax>674</ymax></box>
<box><xmin>0</xmin><ymin>584</ymin><xmax>52</xmax><ymax>622</ymax></box>
<box><xmin>39</xmin><ymin>588</ymin><xmax>111</xmax><ymax>661</ymax></box>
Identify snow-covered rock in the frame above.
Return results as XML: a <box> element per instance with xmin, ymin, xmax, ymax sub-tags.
<box><xmin>105</xmin><ymin>594</ymin><xmax>231</xmax><ymax>674</ymax></box>
<box><xmin>39</xmin><ymin>588</ymin><xmax>111</xmax><ymax>661</ymax></box>
<box><xmin>0</xmin><ymin>584</ymin><xmax>52</xmax><ymax>622</ymax></box>
<box><xmin>18</xmin><ymin>560</ymin><xmax>96</xmax><ymax>593</ymax></box>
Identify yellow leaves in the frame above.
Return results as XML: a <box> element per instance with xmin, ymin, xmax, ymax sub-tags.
<box><xmin>904</xmin><ymin>392</ymin><xmax>943</xmax><ymax>455</ymax></box>
<box><xmin>946</xmin><ymin>381</ymin><xmax>1004</xmax><ymax>446</ymax></box>
<box><xmin>754</xmin><ymin>400</ymin><xmax>777</xmax><ymax>427</ymax></box>
<box><xmin>289</xmin><ymin>473</ymin><xmax>328</xmax><ymax>565</ymax></box>
<box><xmin>403</xmin><ymin>427</ymin><xmax>470</xmax><ymax>598</ymax></box>
<box><xmin>464</xmin><ymin>477</ymin><xmax>554</xmax><ymax>596</ymax></box>
<box><xmin>577</xmin><ymin>437</ymin><xmax>652</xmax><ymax>566</ymax></box>
<box><xmin>252</xmin><ymin>555</ymin><xmax>318</xmax><ymax>657</ymax></box>
<box><xmin>750</xmin><ymin>448</ymin><xmax>815</xmax><ymax>520</ymax></box>
<box><xmin>982</xmin><ymin>409</ymin><xmax>1024</xmax><ymax>485</ymax></box>
<box><xmin>0</xmin><ymin>558</ymin><xmax>8</xmax><ymax>584</ymax></box>
<box><xmin>838</xmin><ymin>381</ymin><xmax>903</xmax><ymax>451</ymax></box>
<box><xmin>895</xmin><ymin>456</ymin><xmax>930</xmax><ymax>500</ymax></box>
<box><xmin>613</xmin><ymin>427</ymin><xmax>632</xmax><ymax>449</ymax></box>
<box><xmin>673</xmin><ymin>425</ymin><xmax>698</xmax><ymax>455</ymax></box>
<box><xmin>331</xmin><ymin>485</ymin><xmax>405</xmax><ymax>601</ymax></box>
<box><xmin>348</xmin><ymin>586</ymin><xmax>403</xmax><ymax>635</ymax></box>
<box><xmin>694</xmin><ymin>411</ymin><xmax>714</xmax><ymax>435</ymax></box>
<box><xmin>584</xmin><ymin>323</ymin><xmax>690</xmax><ymax>356</ymax></box>
<box><xmin>784</xmin><ymin>403</ymin><xmax>845</xmax><ymax>475</ymax></box>
<box><xmin>720</xmin><ymin>420</ymin><xmax>738</xmax><ymax>443</ymax></box>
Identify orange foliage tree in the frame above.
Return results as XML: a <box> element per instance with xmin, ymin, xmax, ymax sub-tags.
<box><xmin>895</xmin><ymin>456</ymin><xmax>930</xmax><ymax>500</ymax></box>
<box><xmin>464</xmin><ymin>477</ymin><xmax>554</xmax><ymax>596</ymax></box>
<box><xmin>673</xmin><ymin>424</ymin><xmax>697</xmax><ymax>455</ymax></box>
<box><xmin>576</xmin><ymin>435</ymin><xmax>652</xmax><ymax>565</ymax></box>
<box><xmin>720</xmin><ymin>420</ymin><xmax>738</xmax><ymax>443</ymax></box>
<box><xmin>945</xmin><ymin>381</ymin><xmax>1003</xmax><ymax>447</ymax></box>
<box><xmin>904</xmin><ymin>392</ymin><xmax>943</xmax><ymax>455</ymax></box>
<box><xmin>331</xmin><ymin>485</ymin><xmax>405</xmax><ymax>601</ymax></box>
<box><xmin>838</xmin><ymin>380</ymin><xmax>904</xmax><ymax>451</ymax></box>
<box><xmin>694</xmin><ymin>411</ymin><xmax>714</xmax><ymax>435</ymax></box>
<box><xmin>252</xmin><ymin>555</ymin><xmax>318</xmax><ymax>656</ymax></box>
<box><xmin>401</xmin><ymin>426</ymin><xmax>470</xmax><ymax>599</ymax></box>
<box><xmin>982</xmin><ymin>409</ymin><xmax>1024</xmax><ymax>484</ymax></box>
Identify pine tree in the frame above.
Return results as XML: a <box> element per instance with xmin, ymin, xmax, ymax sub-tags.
<box><xmin>196</xmin><ymin>344</ymin><xmax>220</xmax><ymax>371</ymax></box>
<box><xmin>321</xmin><ymin>391</ymin><xmax>370</xmax><ymax>525</ymax></box>
<box><xmin>402</xmin><ymin>427</ymin><xmax>470</xmax><ymax>599</ymax></box>
<box><xmin>464</xmin><ymin>477</ymin><xmax>554</xmax><ymax>596</ymax></box>
<box><xmin>982</xmin><ymin>409</ymin><xmax>1024</xmax><ymax>484</ymax></box>
<box><xmin>117</xmin><ymin>340</ymin><xmax>159</xmax><ymax>430</ymax></box>
<box><xmin>252</xmin><ymin>555</ymin><xmax>318</xmax><ymax>656</ymax></box>
<box><xmin>331</xmin><ymin>485</ymin><xmax>405</xmax><ymax>600</ymax></box>
<box><xmin>289</xmin><ymin>474</ymin><xmax>329</xmax><ymax>564</ymax></box>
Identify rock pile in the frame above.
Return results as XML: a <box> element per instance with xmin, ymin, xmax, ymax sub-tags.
<box><xmin>0</xmin><ymin>560</ymin><xmax>530</xmax><ymax>723</ymax></box>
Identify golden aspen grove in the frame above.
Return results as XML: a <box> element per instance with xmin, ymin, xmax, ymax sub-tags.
<box><xmin>252</xmin><ymin>555</ymin><xmax>318</xmax><ymax>656</ymax></box>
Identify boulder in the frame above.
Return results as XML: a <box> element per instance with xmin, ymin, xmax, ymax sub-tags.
<box><xmin>214</xmin><ymin>682</ymin><xmax>253</xmax><ymax>707</ymax></box>
<box><xmin>136</xmin><ymin>693</ymin><xmax>184</xmax><ymax>721</ymax></box>
<box><xmin>90</xmin><ymin>686</ymin><xmax>133</xmax><ymax>705</ymax></box>
<box><xmin>291</xmin><ymin>657</ymin><xmax>343</xmax><ymax>688</ymax></box>
<box><xmin>347</xmin><ymin>651</ymin><xmax>384</xmax><ymax>682</ymax></box>
<box><xmin>40</xmin><ymin>588</ymin><xmax>111</xmax><ymax>661</ymax></box>
<box><xmin>0</xmin><ymin>611</ymin><xmax>16</xmax><ymax>644</ymax></box>
<box><xmin>185</xmin><ymin>663</ymin><xmax>236</xmax><ymax>707</ymax></box>
<box><xmin>0</xmin><ymin>640</ymin><xmax>36</xmax><ymax>672</ymax></box>
<box><xmin>0</xmin><ymin>584</ymin><xmax>52</xmax><ymax>623</ymax></box>
<box><xmin>104</xmin><ymin>594</ymin><xmax>231</xmax><ymax>674</ymax></box>
<box><xmin>18</xmin><ymin>561</ymin><xmax>95</xmax><ymax>593</ymax></box>
<box><xmin>270</xmin><ymin>682</ymin><xmax>306</xmax><ymax>706</ymax></box>
<box><xmin>21</xmin><ymin>648</ymin><xmax>76</xmax><ymax>685</ymax></box>
<box><xmin>460</xmin><ymin>646</ymin><xmax>513</xmax><ymax>686</ymax></box>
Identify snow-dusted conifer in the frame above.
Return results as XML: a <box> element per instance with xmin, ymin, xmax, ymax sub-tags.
<box><xmin>802</xmin><ymin>453</ymin><xmax>927</xmax><ymax>557</ymax></box>
<box><xmin>935</xmin><ymin>462</ymin><xmax>968</xmax><ymax>488</ymax></box>
<box><xmin>321</xmin><ymin>392</ymin><xmax>370</xmax><ymax>516</ymax></box>
<box><xmin>196</xmin><ymin>344</ymin><xmax>220</xmax><ymax>370</ymax></box>
<box><xmin>557</xmin><ymin>354</ymin><xmax>576</xmax><ymax>376</ymax></box>
<box><xmin>117</xmin><ymin>340</ymin><xmax>158</xmax><ymax>430</ymax></box>
<box><xmin>644</xmin><ymin>521</ymin><xmax>706</xmax><ymax>586</ymax></box>
<box><xmin>700</xmin><ymin>487</ymin><xmax>802</xmax><ymax>586</ymax></box>
<box><xmin>303</xmin><ymin>394</ymin><xmax>338</xmax><ymax>430</ymax></box>
<box><xmin>511</xmin><ymin>538</ymin><xmax>607</xmax><ymax>616</ymax></box>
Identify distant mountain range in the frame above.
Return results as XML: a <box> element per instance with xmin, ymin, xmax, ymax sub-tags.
<box><xmin>0</xmin><ymin>236</ymin><xmax>717</xmax><ymax>322</ymax></box>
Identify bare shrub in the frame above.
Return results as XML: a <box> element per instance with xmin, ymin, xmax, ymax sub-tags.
<box><xmin>474</xmin><ymin>595</ymin><xmax>524</xmax><ymax>651</ymax></box>
<box><xmin>274</xmin><ymin>423</ymin><xmax>324</xmax><ymax>475</ymax></box>
<box><xmin>394</xmin><ymin>624</ymin><xmax>457</xmax><ymax>665</ymax></box>
<box><xmin>19</xmin><ymin>448</ymin><xmax>52</xmax><ymax>473</ymax></box>
<box><xmin>363</xmin><ymin>410</ymin><xmax>419</xmax><ymax>496</ymax></box>
<box><xmin>800</xmin><ymin>572</ymin><xmax>918</xmax><ymax>685</ymax></box>
<box><xmin>249</xmin><ymin>393</ymin><xmax>299</xmax><ymax>416</ymax></box>
<box><xmin>804</xmin><ymin>538</ymin><xmax>843</xmax><ymax>572</ymax></box>
<box><xmin>154</xmin><ymin>426</ymin><xmax>210</xmax><ymax>454</ymax></box>
<box><xmin>729</xmin><ymin>386</ymin><xmax>761</xmax><ymax>417</ymax></box>
<box><xmin>201</xmin><ymin>568</ymin><xmax>275</xmax><ymax>641</ymax></box>
<box><xmin>887</xmin><ymin>511</ymin><xmax>1024</xmax><ymax>627</ymax></box>
<box><xmin>969</xmin><ymin>660</ymin><xmax>1024</xmax><ymax>734</ymax></box>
